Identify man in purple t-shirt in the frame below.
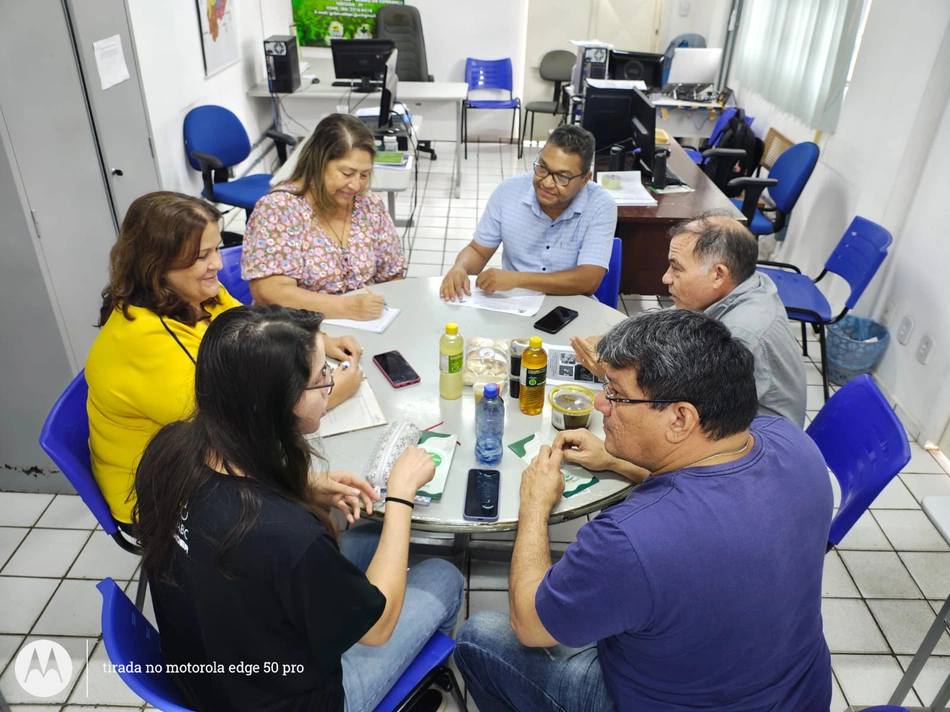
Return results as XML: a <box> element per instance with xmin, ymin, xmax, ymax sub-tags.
<box><xmin>454</xmin><ymin>309</ymin><xmax>833</xmax><ymax>711</ymax></box>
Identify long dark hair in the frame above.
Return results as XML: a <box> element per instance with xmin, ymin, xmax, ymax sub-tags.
<box><xmin>98</xmin><ymin>191</ymin><xmax>222</xmax><ymax>327</ymax></box>
<box><xmin>133</xmin><ymin>305</ymin><xmax>333</xmax><ymax>582</ymax></box>
<box><xmin>283</xmin><ymin>113</ymin><xmax>376</xmax><ymax>214</ymax></box>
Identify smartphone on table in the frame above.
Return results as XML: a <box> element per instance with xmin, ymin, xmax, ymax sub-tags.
<box><xmin>463</xmin><ymin>468</ymin><xmax>500</xmax><ymax>522</ymax></box>
<box><xmin>372</xmin><ymin>350</ymin><xmax>421</xmax><ymax>388</ymax></box>
<box><xmin>533</xmin><ymin>306</ymin><xmax>579</xmax><ymax>335</ymax></box>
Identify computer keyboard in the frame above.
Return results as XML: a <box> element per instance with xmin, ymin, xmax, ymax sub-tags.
<box><xmin>331</xmin><ymin>80</ymin><xmax>357</xmax><ymax>87</ymax></box>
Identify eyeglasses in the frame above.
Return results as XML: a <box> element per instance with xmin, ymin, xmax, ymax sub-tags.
<box><xmin>602</xmin><ymin>382</ymin><xmax>685</xmax><ymax>407</ymax></box>
<box><xmin>532</xmin><ymin>161</ymin><xmax>585</xmax><ymax>188</ymax></box>
<box><xmin>305</xmin><ymin>363</ymin><xmax>335</xmax><ymax>395</ymax></box>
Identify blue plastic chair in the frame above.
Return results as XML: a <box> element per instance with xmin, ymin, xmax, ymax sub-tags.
<box><xmin>758</xmin><ymin>215</ymin><xmax>892</xmax><ymax>401</ymax></box>
<box><xmin>98</xmin><ymin>577</ymin><xmax>466</xmax><ymax>712</ymax></box>
<box><xmin>730</xmin><ymin>141</ymin><xmax>820</xmax><ymax>237</ymax></box>
<box><xmin>462</xmin><ymin>58</ymin><xmax>521</xmax><ymax>159</ymax></box>
<box><xmin>683</xmin><ymin>107</ymin><xmax>754</xmax><ymax>163</ymax></box>
<box><xmin>807</xmin><ymin>374</ymin><xmax>910</xmax><ymax>550</ymax></box>
<box><xmin>593</xmin><ymin>238</ymin><xmax>622</xmax><ymax>309</ymax></box>
<box><xmin>39</xmin><ymin>372</ymin><xmax>149</xmax><ymax>610</ymax></box>
<box><xmin>183</xmin><ymin>106</ymin><xmax>295</xmax><ymax>218</ymax></box>
<box><xmin>219</xmin><ymin>244</ymin><xmax>252</xmax><ymax>305</ymax></box>
<box><xmin>862</xmin><ymin>707</ymin><xmax>910</xmax><ymax>712</ymax></box>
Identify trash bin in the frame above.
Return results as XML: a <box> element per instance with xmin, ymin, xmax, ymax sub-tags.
<box><xmin>825</xmin><ymin>314</ymin><xmax>890</xmax><ymax>386</ymax></box>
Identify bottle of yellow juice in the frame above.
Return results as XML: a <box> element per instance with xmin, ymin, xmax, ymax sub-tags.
<box><xmin>519</xmin><ymin>336</ymin><xmax>547</xmax><ymax>415</ymax></box>
<box><xmin>439</xmin><ymin>323</ymin><xmax>464</xmax><ymax>400</ymax></box>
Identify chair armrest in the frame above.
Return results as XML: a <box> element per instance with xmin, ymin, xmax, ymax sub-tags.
<box><xmin>189</xmin><ymin>150</ymin><xmax>223</xmax><ymax>201</ymax></box>
<box><xmin>703</xmin><ymin>147</ymin><xmax>746</xmax><ymax>159</ymax></box>
<box><xmin>756</xmin><ymin>259</ymin><xmax>802</xmax><ymax>274</ymax></box>
<box><xmin>727</xmin><ymin>176</ymin><xmax>778</xmax><ymax>223</ymax></box>
<box><xmin>680</xmin><ymin>143</ymin><xmax>699</xmax><ymax>152</ymax></box>
<box><xmin>265</xmin><ymin>129</ymin><xmax>297</xmax><ymax>166</ymax></box>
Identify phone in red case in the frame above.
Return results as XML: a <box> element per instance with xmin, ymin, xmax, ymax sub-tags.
<box><xmin>373</xmin><ymin>350</ymin><xmax>421</xmax><ymax>388</ymax></box>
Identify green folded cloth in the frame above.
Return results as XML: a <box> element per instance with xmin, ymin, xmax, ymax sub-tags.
<box><xmin>508</xmin><ymin>433</ymin><xmax>599</xmax><ymax>498</ymax></box>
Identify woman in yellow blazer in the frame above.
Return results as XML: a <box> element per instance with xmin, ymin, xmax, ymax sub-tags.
<box><xmin>86</xmin><ymin>192</ymin><xmax>364</xmax><ymax>525</ymax></box>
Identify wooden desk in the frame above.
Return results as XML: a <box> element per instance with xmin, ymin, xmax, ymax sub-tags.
<box><xmin>614</xmin><ymin>138</ymin><xmax>746</xmax><ymax>296</ymax></box>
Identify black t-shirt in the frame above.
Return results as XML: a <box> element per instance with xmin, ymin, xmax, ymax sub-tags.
<box><xmin>149</xmin><ymin>470</ymin><xmax>386</xmax><ymax>712</ymax></box>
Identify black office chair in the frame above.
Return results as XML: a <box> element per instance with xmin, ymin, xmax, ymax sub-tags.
<box><xmin>376</xmin><ymin>5</ymin><xmax>437</xmax><ymax>159</ymax></box>
<box><xmin>520</xmin><ymin>50</ymin><xmax>575</xmax><ymax>158</ymax></box>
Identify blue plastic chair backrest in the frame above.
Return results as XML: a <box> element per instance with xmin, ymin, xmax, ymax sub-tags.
<box><xmin>824</xmin><ymin>216</ymin><xmax>892</xmax><ymax>310</ymax></box>
<box><xmin>39</xmin><ymin>370</ymin><xmax>120</xmax><ymax>536</ymax></box>
<box><xmin>707</xmin><ymin>108</ymin><xmax>754</xmax><ymax>148</ymax></box>
<box><xmin>593</xmin><ymin>238</ymin><xmax>622</xmax><ymax>309</ymax></box>
<box><xmin>97</xmin><ymin>578</ymin><xmax>196</xmax><ymax>712</ymax></box>
<box><xmin>807</xmin><ymin>375</ymin><xmax>910</xmax><ymax>547</ymax></box>
<box><xmin>219</xmin><ymin>245</ymin><xmax>252</xmax><ymax>305</ymax></box>
<box><xmin>183</xmin><ymin>106</ymin><xmax>252</xmax><ymax>172</ymax></box>
<box><xmin>373</xmin><ymin>632</ymin><xmax>455</xmax><ymax>712</ymax></box>
<box><xmin>767</xmin><ymin>142</ymin><xmax>819</xmax><ymax>214</ymax></box>
<box><xmin>465</xmin><ymin>58</ymin><xmax>514</xmax><ymax>93</ymax></box>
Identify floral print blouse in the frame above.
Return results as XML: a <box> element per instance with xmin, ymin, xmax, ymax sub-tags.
<box><xmin>242</xmin><ymin>186</ymin><xmax>407</xmax><ymax>294</ymax></box>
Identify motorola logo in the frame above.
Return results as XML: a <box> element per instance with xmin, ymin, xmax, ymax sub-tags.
<box><xmin>14</xmin><ymin>640</ymin><xmax>73</xmax><ymax>698</ymax></box>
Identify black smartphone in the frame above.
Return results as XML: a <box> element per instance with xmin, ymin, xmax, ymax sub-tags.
<box><xmin>534</xmin><ymin>306</ymin><xmax>579</xmax><ymax>335</ymax></box>
<box><xmin>463</xmin><ymin>468</ymin><xmax>500</xmax><ymax>522</ymax></box>
<box><xmin>372</xmin><ymin>350</ymin><xmax>421</xmax><ymax>388</ymax></box>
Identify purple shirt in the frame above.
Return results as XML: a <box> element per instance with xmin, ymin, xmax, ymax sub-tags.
<box><xmin>536</xmin><ymin>416</ymin><xmax>833</xmax><ymax>711</ymax></box>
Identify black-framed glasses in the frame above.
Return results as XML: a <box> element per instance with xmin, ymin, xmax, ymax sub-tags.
<box><xmin>305</xmin><ymin>363</ymin><xmax>335</xmax><ymax>395</ymax></box>
<box><xmin>602</xmin><ymin>382</ymin><xmax>684</xmax><ymax>406</ymax></box>
<box><xmin>532</xmin><ymin>161</ymin><xmax>585</xmax><ymax>188</ymax></box>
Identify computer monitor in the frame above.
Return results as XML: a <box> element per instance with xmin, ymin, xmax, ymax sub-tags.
<box><xmin>666</xmin><ymin>47</ymin><xmax>723</xmax><ymax>88</ymax></box>
<box><xmin>608</xmin><ymin>50</ymin><xmax>665</xmax><ymax>90</ymax></box>
<box><xmin>378</xmin><ymin>48</ymin><xmax>398</xmax><ymax>128</ymax></box>
<box><xmin>581</xmin><ymin>84</ymin><xmax>635</xmax><ymax>153</ymax></box>
<box><xmin>629</xmin><ymin>88</ymin><xmax>657</xmax><ymax>175</ymax></box>
<box><xmin>330</xmin><ymin>39</ymin><xmax>395</xmax><ymax>92</ymax></box>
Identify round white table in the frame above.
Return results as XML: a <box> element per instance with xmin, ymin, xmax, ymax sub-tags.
<box><xmin>317</xmin><ymin>277</ymin><xmax>634</xmax><ymax>543</ymax></box>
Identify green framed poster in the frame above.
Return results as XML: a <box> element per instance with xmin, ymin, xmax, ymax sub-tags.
<box><xmin>292</xmin><ymin>0</ymin><xmax>405</xmax><ymax>48</ymax></box>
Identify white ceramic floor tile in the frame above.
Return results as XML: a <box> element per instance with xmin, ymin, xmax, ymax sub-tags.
<box><xmin>63</xmin><ymin>706</ymin><xmax>141</xmax><ymax>711</ymax></box>
<box><xmin>0</xmin><ymin>634</ymin><xmax>87</xmax><ymax>704</ymax></box>
<box><xmin>66</xmin><ymin>531</ymin><xmax>141</xmax><ymax>581</ymax></box>
<box><xmin>806</xmin><ymin>384</ymin><xmax>829</xmax><ymax>412</ymax></box>
<box><xmin>413</xmin><ymin>238</ymin><xmax>446</xmax><ymax>252</ymax></box>
<box><xmin>897</xmin><ymin>654</ymin><xmax>950</xmax><ymax>707</ymax></box>
<box><xmin>423</xmin><ymin>198</ymin><xmax>452</xmax><ymax>208</ymax></box>
<box><xmin>451</xmin><ymin>199</ymin><xmax>478</xmax><ymax>209</ymax></box>
<box><xmin>445</xmin><ymin>228</ymin><xmax>474</xmax><ymax>242</ymax></box>
<box><xmin>832</xmin><ymin>654</ymin><xmax>921</xmax><ymax>707</ymax></box>
<box><xmin>448</xmin><ymin>218</ymin><xmax>477</xmax><ymax>229</ymax></box>
<box><xmin>418</xmin><ymin>216</ymin><xmax>449</xmax><ymax>228</ymax></box>
<box><xmin>467</xmin><ymin>590</ymin><xmax>509</xmax><ymax>619</ymax></box>
<box><xmin>835</xmin><ymin>511</ymin><xmax>893</xmax><ymax>551</ymax></box>
<box><xmin>901</xmin><ymin>552</ymin><xmax>950</xmax><ymax>600</ymax></box>
<box><xmin>409</xmin><ymin>249</ymin><xmax>444</xmax><ymax>266</ymax></box>
<box><xmin>901</xmin><ymin>474</ymin><xmax>950</xmax><ymax>503</ymax></box>
<box><xmin>839</xmin><ymin>551</ymin><xmax>921</xmax><ymax>598</ymax></box>
<box><xmin>823</xmin><ymin>551</ymin><xmax>860</xmax><ymax>598</ymax></box>
<box><xmin>904</xmin><ymin>444</ymin><xmax>947</xmax><ymax>474</ymax></box>
<box><xmin>548</xmin><ymin>517</ymin><xmax>586</xmax><ymax>544</ymax></box>
<box><xmin>831</xmin><ymin>672</ymin><xmax>848</xmax><ymax>712</ymax></box>
<box><xmin>468</xmin><ymin>561</ymin><xmax>510</xmax><ymax>591</ymax></box>
<box><xmin>32</xmin><ymin>578</ymin><xmax>104</xmax><ymax>638</ymax></box>
<box><xmin>868</xmin><ymin>477</ymin><xmax>920</xmax><ymax>510</ymax></box>
<box><xmin>822</xmin><ymin>598</ymin><xmax>889</xmax><ymax>653</ymax></box>
<box><xmin>68</xmin><ymin>641</ymin><xmax>145</xmax><ymax>707</ymax></box>
<box><xmin>0</xmin><ymin>527</ymin><xmax>28</xmax><ymax>570</ymax></box>
<box><xmin>874</xmin><ymin>510</ymin><xmax>950</xmax><ymax>551</ymax></box>
<box><xmin>413</xmin><ymin>226</ymin><xmax>448</xmax><ymax>240</ymax></box>
<box><xmin>35</xmin><ymin>494</ymin><xmax>99</xmax><ymax>530</ymax></box>
<box><xmin>2</xmin><ymin>528</ymin><xmax>89</xmax><ymax>578</ymax></box>
<box><xmin>0</xmin><ymin>576</ymin><xmax>59</xmax><ymax>634</ymax></box>
<box><xmin>0</xmin><ymin>633</ymin><xmax>24</xmax><ymax>673</ymax></box>
<box><xmin>868</xmin><ymin>599</ymin><xmax>950</xmax><ymax>655</ymax></box>
<box><xmin>449</xmin><ymin>208</ymin><xmax>479</xmax><ymax>219</ymax></box>
<box><xmin>0</xmin><ymin>492</ymin><xmax>53</xmax><ymax>527</ymax></box>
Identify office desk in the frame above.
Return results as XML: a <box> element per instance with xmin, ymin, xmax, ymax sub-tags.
<box><xmin>316</xmin><ymin>277</ymin><xmax>634</xmax><ymax>560</ymax></box>
<box><xmin>613</xmin><ymin>137</ymin><xmax>746</xmax><ymax>296</ymax></box>
<box><xmin>247</xmin><ymin>79</ymin><xmax>467</xmax><ymax>198</ymax></box>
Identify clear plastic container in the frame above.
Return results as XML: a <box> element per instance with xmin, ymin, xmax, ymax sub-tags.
<box><xmin>549</xmin><ymin>384</ymin><xmax>595</xmax><ymax>430</ymax></box>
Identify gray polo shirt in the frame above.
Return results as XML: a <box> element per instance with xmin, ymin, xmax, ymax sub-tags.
<box><xmin>705</xmin><ymin>272</ymin><xmax>807</xmax><ymax>427</ymax></box>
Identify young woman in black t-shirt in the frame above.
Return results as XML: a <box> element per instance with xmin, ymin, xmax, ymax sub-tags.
<box><xmin>133</xmin><ymin>305</ymin><xmax>464</xmax><ymax>712</ymax></box>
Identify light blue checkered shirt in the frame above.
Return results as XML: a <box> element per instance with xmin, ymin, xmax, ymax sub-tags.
<box><xmin>473</xmin><ymin>173</ymin><xmax>617</xmax><ymax>274</ymax></box>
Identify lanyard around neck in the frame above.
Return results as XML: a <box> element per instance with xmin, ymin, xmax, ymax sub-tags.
<box><xmin>159</xmin><ymin>315</ymin><xmax>197</xmax><ymax>365</ymax></box>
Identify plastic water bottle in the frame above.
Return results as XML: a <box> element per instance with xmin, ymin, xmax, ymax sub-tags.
<box><xmin>475</xmin><ymin>383</ymin><xmax>505</xmax><ymax>465</ymax></box>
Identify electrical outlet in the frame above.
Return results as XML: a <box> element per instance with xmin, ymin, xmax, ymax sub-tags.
<box><xmin>881</xmin><ymin>300</ymin><xmax>897</xmax><ymax>327</ymax></box>
<box><xmin>917</xmin><ymin>335</ymin><xmax>934</xmax><ymax>365</ymax></box>
<box><xmin>898</xmin><ymin>316</ymin><xmax>915</xmax><ymax>345</ymax></box>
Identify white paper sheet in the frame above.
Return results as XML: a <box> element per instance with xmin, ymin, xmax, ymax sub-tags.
<box><xmin>92</xmin><ymin>35</ymin><xmax>130</xmax><ymax>91</ymax></box>
<box><xmin>324</xmin><ymin>307</ymin><xmax>400</xmax><ymax>334</ymax></box>
<box><xmin>545</xmin><ymin>344</ymin><xmax>604</xmax><ymax>389</ymax></box>
<box><xmin>454</xmin><ymin>279</ymin><xmax>546</xmax><ymax>316</ymax></box>
<box><xmin>598</xmin><ymin>171</ymin><xmax>657</xmax><ymax>206</ymax></box>
<box><xmin>313</xmin><ymin>380</ymin><xmax>387</xmax><ymax>438</ymax></box>
<box><xmin>587</xmin><ymin>78</ymin><xmax>647</xmax><ymax>91</ymax></box>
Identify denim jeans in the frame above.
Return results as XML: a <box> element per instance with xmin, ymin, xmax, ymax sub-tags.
<box><xmin>454</xmin><ymin>611</ymin><xmax>614</xmax><ymax>712</ymax></box>
<box><xmin>339</xmin><ymin>525</ymin><xmax>465</xmax><ymax>712</ymax></box>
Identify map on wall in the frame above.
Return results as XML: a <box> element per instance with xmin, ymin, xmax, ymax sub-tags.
<box><xmin>292</xmin><ymin>0</ymin><xmax>405</xmax><ymax>47</ymax></box>
<box><xmin>196</xmin><ymin>0</ymin><xmax>240</xmax><ymax>77</ymax></box>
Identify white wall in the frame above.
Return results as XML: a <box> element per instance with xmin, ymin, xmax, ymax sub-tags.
<box><xmin>728</xmin><ymin>0</ymin><xmax>950</xmax><ymax>442</ymax></box>
<box><xmin>657</xmin><ymin>0</ymin><xmax>731</xmax><ymax>53</ymax></box>
<box><xmin>127</xmin><ymin>0</ymin><xmax>275</xmax><ymax>195</ymax></box>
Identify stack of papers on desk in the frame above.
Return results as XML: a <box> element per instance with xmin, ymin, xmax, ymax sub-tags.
<box><xmin>454</xmin><ymin>279</ymin><xmax>545</xmax><ymax>316</ymax></box>
<box><xmin>324</xmin><ymin>307</ymin><xmax>400</xmax><ymax>334</ymax></box>
<box><xmin>312</xmin><ymin>380</ymin><xmax>387</xmax><ymax>438</ymax></box>
<box><xmin>598</xmin><ymin>171</ymin><xmax>657</xmax><ymax>207</ymax></box>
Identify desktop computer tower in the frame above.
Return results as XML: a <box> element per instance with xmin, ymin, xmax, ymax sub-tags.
<box><xmin>264</xmin><ymin>35</ymin><xmax>301</xmax><ymax>94</ymax></box>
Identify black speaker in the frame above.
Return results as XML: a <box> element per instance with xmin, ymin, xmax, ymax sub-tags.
<box><xmin>608</xmin><ymin>51</ymin><xmax>665</xmax><ymax>90</ymax></box>
<box><xmin>264</xmin><ymin>35</ymin><xmax>301</xmax><ymax>94</ymax></box>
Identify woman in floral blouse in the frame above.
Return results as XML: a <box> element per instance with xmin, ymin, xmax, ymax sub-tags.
<box><xmin>243</xmin><ymin>114</ymin><xmax>407</xmax><ymax>320</ymax></box>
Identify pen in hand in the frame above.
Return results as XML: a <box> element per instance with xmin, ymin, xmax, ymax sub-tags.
<box><xmin>362</xmin><ymin>283</ymin><xmax>388</xmax><ymax>311</ymax></box>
